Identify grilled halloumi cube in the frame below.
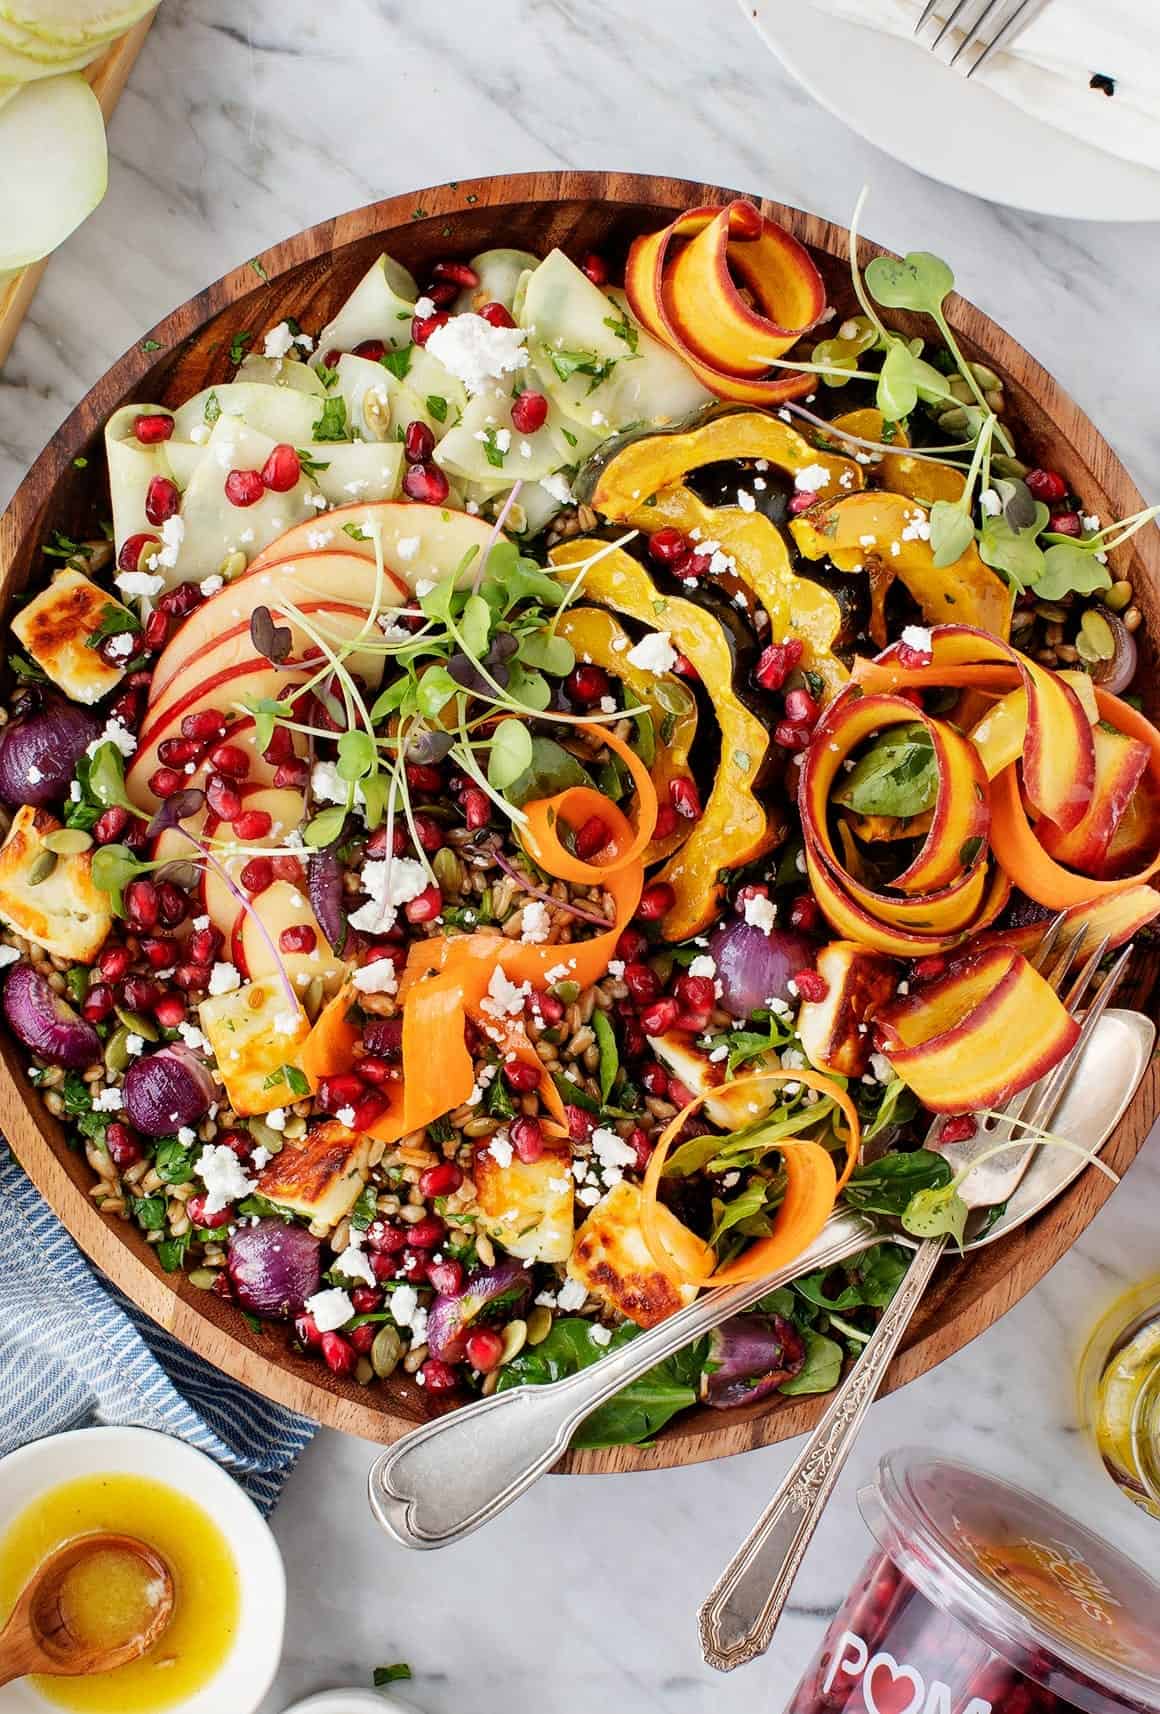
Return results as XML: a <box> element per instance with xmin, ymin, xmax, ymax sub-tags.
<box><xmin>650</xmin><ymin>1033</ymin><xmax>778</xmax><ymax>1130</ymax></box>
<box><xmin>0</xmin><ymin>807</ymin><xmax>112</xmax><ymax>962</ymax></box>
<box><xmin>797</xmin><ymin>942</ymin><xmax>897</xmax><ymax>1077</ymax></box>
<box><xmin>11</xmin><ymin>569</ymin><xmax>132</xmax><ymax>705</ymax></box>
<box><xmin>257</xmin><ymin>1120</ymin><xmax>370</xmax><ymax>1229</ymax></box>
<box><xmin>567</xmin><ymin>1180</ymin><xmax>697</xmax><ymax>1329</ymax></box>
<box><xmin>474</xmin><ymin>1141</ymin><xmax>574</xmax><ymax>1263</ymax></box>
<box><xmin>198</xmin><ymin>979</ymin><xmax>310</xmax><ymax>1117</ymax></box>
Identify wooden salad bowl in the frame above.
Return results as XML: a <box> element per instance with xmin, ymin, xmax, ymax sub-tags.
<box><xmin>1</xmin><ymin>171</ymin><xmax>1157</xmax><ymax>1474</ymax></box>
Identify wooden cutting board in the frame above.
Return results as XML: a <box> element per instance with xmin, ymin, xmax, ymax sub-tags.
<box><xmin>0</xmin><ymin>11</ymin><xmax>155</xmax><ymax>368</ymax></box>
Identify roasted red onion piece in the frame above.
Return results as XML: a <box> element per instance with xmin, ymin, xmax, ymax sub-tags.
<box><xmin>122</xmin><ymin>1042</ymin><xmax>216</xmax><ymax>1135</ymax></box>
<box><xmin>425</xmin><ymin>1259</ymin><xmax>532</xmax><ymax>1363</ymax></box>
<box><xmin>308</xmin><ymin>844</ymin><xmax>358</xmax><ymax>956</ymax></box>
<box><xmin>700</xmin><ymin>1313</ymin><xmax>807</xmax><ymax>1408</ymax></box>
<box><xmin>0</xmin><ymin>697</ymin><xmax>100</xmax><ymax>807</ymax></box>
<box><xmin>1089</xmin><ymin>611</ymin><xmax>1138</xmax><ymax>697</ymax></box>
<box><xmin>709</xmin><ymin>919</ymin><xmax>816</xmax><ymax>1020</ymax></box>
<box><xmin>2</xmin><ymin>963</ymin><xmax>100</xmax><ymax>1068</ymax></box>
<box><xmin>228</xmin><ymin>1219</ymin><xmax>321</xmax><ymax>1319</ymax></box>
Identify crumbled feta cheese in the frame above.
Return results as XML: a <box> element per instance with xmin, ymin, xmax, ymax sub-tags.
<box><xmin>125</xmin><ymin>1034</ymin><xmax>145</xmax><ymax>1057</ymax></box>
<box><xmin>390</xmin><ymin>1283</ymin><xmax>421</xmax><ymax>1329</ymax></box>
<box><xmin>207</xmin><ymin>961</ymin><xmax>242</xmax><ymax>996</ymax></box>
<box><xmin>736</xmin><ymin>489</ymin><xmax>756</xmax><ymax>512</ymax></box>
<box><xmin>869</xmin><ymin>1052</ymin><xmax>894</xmax><ymax>1084</ymax></box>
<box><xmin>900</xmin><ymin>513</ymin><xmax>931</xmax><ymax>543</ymax></box>
<box><xmin>335</xmin><ymin>1105</ymin><xmax>357</xmax><ymax>1127</ymax></box>
<box><xmin>539</xmin><ymin>471</ymin><xmax>572</xmax><ymax>505</ymax></box>
<box><xmin>92</xmin><ymin>1086</ymin><xmax>125</xmax><ymax>1111</ymax></box>
<box><xmin>688</xmin><ymin>954</ymin><xmax>717</xmax><ymax>979</ymax></box>
<box><xmin>85</xmin><ymin>718</ymin><xmax>137</xmax><ymax>762</ymax></box>
<box><xmin>556</xmin><ymin>1277</ymin><xmax>589</xmax><ymax>1311</ymax></box>
<box><xmin>154</xmin><ymin>514</ymin><xmax>185</xmax><ymax>570</ymax></box>
<box><xmin>480</xmin><ymin>965</ymin><xmax>531</xmax><ymax>1020</ymax></box>
<box><xmin>177</xmin><ymin>1126</ymin><xmax>197</xmax><ymax>1146</ymax></box>
<box><xmin>415</xmin><ymin>578</ymin><xmax>435</xmax><ymax>597</ymax></box>
<box><xmin>304</xmin><ymin>1287</ymin><xmax>353</xmax><ymax>1333</ymax></box>
<box><xmin>900</xmin><ymin>624</ymin><xmax>933</xmax><ymax>653</ymax></box>
<box><xmin>265</xmin><ymin>1107</ymin><xmax>287</xmax><ymax>1131</ymax></box>
<box><xmin>590</xmin><ymin>1325</ymin><xmax>613</xmax><ymax>1347</ymax></box>
<box><xmin>979</xmin><ymin>488</ymin><xmax>1001</xmax><ymax>517</ymax></box>
<box><xmin>412</xmin><ymin>296</ymin><xmax>436</xmax><ymax>320</ymax></box>
<box><xmin>795</xmin><ymin>463</ymin><xmax>830</xmax><ymax>492</ymax></box>
<box><xmin>200</xmin><ymin>574</ymin><xmax>224</xmax><ymax>596</ymax></box>
<box><xmin>306</xmin><ymin>528</ymin><xmax>333</xmax><ymax>551</ymax></box>
<box><xmin>334</xmin><ymin>1242</ymin><xmax>376</xmax><ymax>1286</ymax></box>
<box><xmin>263</xmin><ymin>319</ymin><xmax>312</xmax><ymax>359</ymax></box>
<box><xmin>520</xmin><ymin>900</ymin><xmax>551</xmax><ymax>944</ymax></box>
<box><xmin>592</xmin><ymin>1128</ymin><xmax>635</xmax><ymax>1174</ymax></box>
<box><xmin>424</xmin><ymin>313</ymin><xmax>528</xmax><ymax>395</ymax></box>
<box><xmin>115</xmin><ymin>568</ymin><xmax>165</xmax><ymax>599</ymax></box>
<box><xmin>26</xmin><ymin>764</ymin><xmax>42</xmax><ymax>784</ymax></box>
<box><xmin>487</xmin><ymin>1131</ymin><xmax>514</xmax><ymax>1169</ymax></box>
<box><xmin>272</xmin><ymin>1010</ymin><xmax>302</xmax><ymax>1035</ymax></box>
<box><xmin>104</xmin><ymin>633</ymin><xmax>136</xmax><ymax>662</ymax></box>
<box><xmin>626</xmin><ymin>630</ymin><xmax>678</xmax><ymax>676</ymax></box>
<box><xmin>177</xmin><ymin>1021</ymin><xmax>209</xmax><ymax>1053</ymax></box>
<box><xmin>348</xmin><ymin>855</ymin><xmax>430</xmax><ymax>934</ymax></box>
<box><xmin>195</xmin><ymin>1143</ymin><xmax>256</xmax><ymax>1215</ymax></box>
<box><xmin>352</xmin><ymin>958</ymin><xmax>399</xmax><ymax>995</ymax></box>
<box><xmin>743</xmin><ymin>894</ymin><xmax>777</xmax><ymax>935</ymax></box>
<box><xmin>395</xmin><ymin>536</ymin><xmax>420</xmax><ymax>561</ymax></box>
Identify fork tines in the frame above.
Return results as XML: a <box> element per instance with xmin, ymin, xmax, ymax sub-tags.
<box><xmin>913</xmin><ymin>0</ymin><xmax>1042</xmax><ymax>78</ymax></box>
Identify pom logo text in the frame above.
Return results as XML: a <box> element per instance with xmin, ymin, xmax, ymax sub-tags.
<box><xmin>822</xmin><ymin>1632</ymin><xmax>993</xmax><ymax>1714</ymax></box>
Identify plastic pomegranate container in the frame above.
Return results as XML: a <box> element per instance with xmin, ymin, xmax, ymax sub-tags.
<box><xmin>788</xmin><ymin>1451</ymin><xmax>1160</xmax><ymax>1714</ymax></box>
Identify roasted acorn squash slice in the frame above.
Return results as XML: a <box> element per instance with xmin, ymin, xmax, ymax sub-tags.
<box><xmin>830</xmin><ymin>407</ymin><xmax>966</xmax><ymax>506</ymax></box>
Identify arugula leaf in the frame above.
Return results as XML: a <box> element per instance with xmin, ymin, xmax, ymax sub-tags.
<box><xmin>861</xmin><ymin>1076</ymin><xmax>919</xmax><ymax>1142</ymax></box>
<box><xmin>833</xmin><ymin>723</ymin><xmax>938</xmax><ymax>819</ymax></box>
<box><xmin>709</xmin><ymin>1179</ymin><xmax>770</xmax><ymax>1245</ymax></box>
<box><xmin>793</xmin><ymin>1241</ymin><xmax>909</xmax><ymax>1312</ymax></box>
<box><xmin>132</xmin><ymin>1195</ymin><xmax>167</xmax><ymax>1232</ymax></box>
<box><xmin>8</xmin><ymin>652</ymin><xmax>47</xmax><ymax>683</ymax></box>
<box><xmin>157</xmin><ymin>1232</ymin><xmax>192</xmax><ymax>1273</ymax></box>
<box><xmin>311</xmin><ymin>397</ymin><xmax>350</xmax><ymax>442</ymax></box>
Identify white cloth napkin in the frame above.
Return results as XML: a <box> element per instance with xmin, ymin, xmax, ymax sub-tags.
<box><xmin>807</xmin><ymin>0</ymin><xmax>1160</xmax><ymax>175</ymax></box>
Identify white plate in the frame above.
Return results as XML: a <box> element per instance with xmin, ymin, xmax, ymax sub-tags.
<box><xmin>741</xmin><ymin>0</ymin><xmax>1160</xmax><ymax>220</ymax></box>
<box><xmin>280</xmin><ymin>1693</ymin><xmax>416</xmax><ymax>1714</ymax></box>
<box><xmin>0</xmin><ymin>1426</ymin><xmax>285</xmax><ymax>1714</ymax></box>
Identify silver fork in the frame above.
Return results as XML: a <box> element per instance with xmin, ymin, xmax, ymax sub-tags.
<box><xmin>913</xmin><ymin>0</ymin><xmax>1047</xmax><ymax>76</ymax></box>
<box><xmin>697</xmin><ymin>926</ymin><xmax>1133</xmax><ymax>1671</ymax></box>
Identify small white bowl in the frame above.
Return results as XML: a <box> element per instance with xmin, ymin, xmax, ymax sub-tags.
<box><xmin>0</xmin><ymin>1424</ymin><xmax>285</xmax><ymax>1714</ymax></box>
<box><xmin>280</xmin><ymin>1694</ymin><xmax>416</xmax><ymax>1714</ymax></box>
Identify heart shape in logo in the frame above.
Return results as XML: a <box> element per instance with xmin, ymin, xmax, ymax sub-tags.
<box><xmin>863</xmin><ymin>1652</ymin><xmax>925</xmax><ymax>1714</ymax></box>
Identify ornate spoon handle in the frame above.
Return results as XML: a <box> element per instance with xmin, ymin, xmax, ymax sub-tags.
<box><xmin>698</xmin><ymin>1234</ymin><xmax>948</xmax><ymax>1671</ymax></box>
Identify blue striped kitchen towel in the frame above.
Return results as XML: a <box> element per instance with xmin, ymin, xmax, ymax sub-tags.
<box><xmin>0</xmin><ymin>1142</ymin><xmax>315</xmax><ymax>1514</ymax></box>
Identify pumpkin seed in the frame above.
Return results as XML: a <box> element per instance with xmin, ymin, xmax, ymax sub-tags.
<box><xmin>991</xmin><ymin>454</ymin><xmax>1028</xmax><ymax>480</ymax></box>
<box><xmin>503</xmin><ymin>501</ymin><xmax>527</xmax><ymax>534</ymax></box>
<box><xmin>28</xmin><ymin>851</ymin><xmax>58</xmax><ymax>886</ymax></box>
<box><xmin>247</xmin><ymin>1116</ymin><xmax>284</xmax><ymax>1153</ymax></box>
<box><xmin>936</xmin><ymin>408</ymin><xmax>969</xmax><ymax>434</ymax></box>
<box><xmin>970</xmin><ymin>361</ymin><xmax>1002</xmax><ymax>390</ymax></box>
<box><xmin>525</xmin><ymin>1305</ymin><xmax>553</xmax><ymax>1346</ymax></box>
<box><xmin>1074</xmin><ymin>632</ymin><xmax>1101</xmax><ymax>666</ymax></box>
<box><xmin>947</xmin><ymin>376</ymin><xmax>974</xmax><ymax>406</ymax></box>
<box><xmin>1033</xmin><ymin>601</ymin><xmax>1069</xmax><ymax>623</ymax></box>
<box><xmin>500</xmin><ymin>1318</ymin><xmax>528</xmax><ymax>1363</ymax></box>
<box><xmin>218</xmin><ymin>550</ymin><xmax>248</xmax><ymax>580</ymax></box>
<box><xmin>356</xmin><ymin>1357</ymin><xmax>374</xmax><ymax>1386</ymax></box>
<box><xmin>1079</xmin><ymin>608</ymin><xmax>1115</xmax><ymax>660</ymax></box>
<box><xmin>104</xmin><ymin>1026</ymin><xmax>132</xmax><ymax>1076</ymax></box>
<box><xmin>301</xmin><ymin>976</ymin><xmax>325</xmax><ymax>1020</ymax></box>
<box><xmin>552</xmin><ymin>979</ymin><xmax>581</xmax><ymax>1005</ymax></box>
<box><xmin>1104</xmin><ymin>580</ymin><xmax>1133</xmax><ymax>612</ymax></box>
<box><xmin>371</xmin><ymin>1324</ymin><xmax>404</xmax><ymax>1378</ymax></box>
<box><xmin>432</xmin><ymin>847</ymin><xmax>463</xmax><ymax>892</ymax></box>
<box><xmin>115</xmin><ymin>1005</ymin><xmax>159</xmax><ymax>1041</ymax></box>
<box><xmin>43</xmin><ymin>827</ymin><xmax>92</xmax><ymax>856</ymax></box>
<box><xmin>189</xmin><ymin>1268</ymin><xmax>218</xmax><ymax>1290</ymax></box>
<box><xmin>362</xmin><ymin>389</ymin><xmax>392</xmax><ymax>440</ymax></box>
<box><xmin>984</xmin><ymin>390</ymin><xmax>1004</xmax><ymax>415</ymax></box>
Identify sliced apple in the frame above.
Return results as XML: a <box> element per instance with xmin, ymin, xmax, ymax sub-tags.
<box><xmin>240</xmin><ymin>878</ymin><xmax>346</xmax><ymax>998</ymax></box>
<box><xmin>248</xmin><ymin>498</ymin><xmax>501</xmax><ymax>590</ymax></box>
<box><xmin>128</xmin><ymin>662</ymin><xmax>302</xmax><ymax>807</ymax></box>
<box><xmin>797</xmin><ymin>941</ymin><xmax>898</xmax><ymax>1078</ymax></box>
<box><xmin>199</xmin><ymin>784</ymin><xmax>306</xmax><ymax>937</ymax></box>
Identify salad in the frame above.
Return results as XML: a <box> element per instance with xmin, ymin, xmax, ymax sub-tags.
<box><xmin>1</xmin><ymin>197</ymin><xmax>1157</xmax><ymax>1448</ymax></box>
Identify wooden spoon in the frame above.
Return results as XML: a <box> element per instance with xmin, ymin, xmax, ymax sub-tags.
<box><xmin>0</xmin><ymin>1532</ymin><xmax>174</xmax><ymax>1687</ymax></box>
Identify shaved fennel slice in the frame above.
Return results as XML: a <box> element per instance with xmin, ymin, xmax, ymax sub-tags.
<box><xmin>0</xmin><ymin>74</ymin><xmax>107</xmax><ymax>272</ymax></box>
<box><xmin>0</xmin><ymin>0</ymin><xmax>153</xmax><ymax>49</ymax></box>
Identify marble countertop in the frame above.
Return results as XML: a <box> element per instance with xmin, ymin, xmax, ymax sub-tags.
<box><xmin>2</xmin><ymin>1</ymin><xmax>1158</xmax><ymax>1710</ymax></box>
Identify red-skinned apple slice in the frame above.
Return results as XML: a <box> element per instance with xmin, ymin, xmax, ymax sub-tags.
<box><xmin>199</xmin><ymin>784</ymin><xmax>306</xmax><ymax>936</ymax></box>
<box><xmin>129</xmin><ymin>662</ymin><xmax>303</xmax><ymax>808</ymax></box>
<box><xmin>247</xmin><ymin>498</ymin><xmax>501</xmax><ymax>585</ymax></box>
<box><xmin>241</xmin><ymin>878</ymin><xmax>345</xmax><ymax>997</ymax></box>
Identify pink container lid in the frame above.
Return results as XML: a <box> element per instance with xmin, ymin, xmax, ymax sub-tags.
<box><xmin>860</xmin><ymin>1450</ymin><xmax>1160</xmax><ymax>1714</ymax></box>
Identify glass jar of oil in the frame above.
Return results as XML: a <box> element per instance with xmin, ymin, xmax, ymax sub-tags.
<box><xmin>1078</xmin><ymin>1278</ymin><xmax>1160</xmax><ymax>1520</ymax></box>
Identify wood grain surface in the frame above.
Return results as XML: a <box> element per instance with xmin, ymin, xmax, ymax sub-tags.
<box><xmin>0</xmin><ymin>170</ymin><xmax>1155</xmax><ymax>1474</ymax></box>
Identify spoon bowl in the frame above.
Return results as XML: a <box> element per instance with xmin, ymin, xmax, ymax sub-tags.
<box><xmin>0</xmin><ymin>1531</ymin><xmax>174</xmax><ymax>1688</ymax></box>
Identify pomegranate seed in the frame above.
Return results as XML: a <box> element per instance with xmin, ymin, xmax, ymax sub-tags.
<box><xmin>406</xmin><ymin>1214</ymin><xmax>446</xmax><ymax>1249</ymax></box>
<box><xmin>641</xmin><ymin>1063</ymin><xmax>670</xmax><ymax>1097</ymax></box>
<box><xmin>412</xmin><ymin>813</ymin><xmax>444</xmax><ymax>854</ymax></box>
<box><xmin>274</xmin><ymin>758</ymin><xmax>310</xmax><ymax>789</ymax></box>
<box><xmin>156</xmin><ymin>882</ymin><xmax>188</xmax><ymax>927</ymax></box>
<box><xmin>141</xmin><ymin>935</ymin><xmax>177</xmax><ymax>970</ymax></box>
<box><xmin>566</xmin><ymin>1104</ymin><xmax>594</xmax><ymax>1143</ymax></box>
<box><xmin>124</xmin><ymin>878</ymin><xmax>160</xmax><ymax>930</ymax></box>
<box><xmin>580</xmin><ymin>251</ymin><xmax>608</xmax><ymax>286</ymax></box>
<box><xmin>912</xmin><ymin>955</ymin><xmax>948</xmax><ymax>983</ymax></box>
<box><xmin>1048</xmin><ymin>510</ymin><xmax>1082</xmax><ymax>537</ymax></box>
<box><xmin>157</xmin><ymin>736</ymin><xmax>198</xmax><ymax>767</ymax></box>
<box><xmin>233</xmin><ymin>809</ymin><xmax>273</xmax><ymax>841</ymax></box>
<box><xmin>225</xmin><ymin>468</ymin><xmax>265</xmax><ymax>507</ymax></box>
<box><xmin>121</xmin><ymin>974</ymin><xmax>160</xmax><ymax>1011</ymax></box>
<box><xmin>574</xmin><ymin>815</ymin><xmax>610</xmax><ymax>860</ymax></box>
<box><xmin>426</xmin><ymin>1259</ymin><xmax>463</xmax><ymax>1296</ymax></box>
<box><xmin>622</xmin><ymin>1017</ymin><xmax>646</xmax><ymax>1059</ymax></box>
<box><xmin>478</xmin><ymin>301</ymin><xmax>516</xmax><ymax>328</ymax></box>
<box><xmin>188</xmin><ymin>925</ymin><xmax>222</xmax><ymax>965</ymax></box>
<box><xmin>640</xmin><ymin>996</ymin><xmax>680</xmax><ymax>1036</ymax></box>
<box><xmin>133</xmin><ymin>413</ymin><xmax>174</xmax><ymax>444</ymax></box>
<box><xmin>636</xmin><ymin>881</ymin><xmax>675</xmax><ymax>921</ymax></box>
<box><xmin>503</xmin><ymin>1058</ymin><xmax>541</xmax><ymax>1093</ymax></box>
<box><xmin>616</xmin><ymin>927</ymin><xmax>648</xmax><ymax>964</ymax></box>
<box><xmin>270</xmin><ymin>854</ymin><xmax>304</xmax><ymax>884</ymax></box>
<box><xmin>789</xmin><ymin>490</ymin><xmax>818</xmax><ymax>515</ymax></box>
<box><xmin>419</xmin><ymin>1161</ymin><xmax>463</xmax><ymax>1197</ymax></box>
<box><xmin>411</xmin><ymin>310</ymin><xmax>450</xmax><ymax>346</ymax></box>
<box><xmin>510</xmin><ymin>1115</ymin><xmax>544</xmax><ymax>1163</ymax></box>
<box><xmin>673</xmin><ymin>653</ymin><xmax>699</xmax><ymax>680</ymax></box>
<box><xmin>462</xmin><ymin>787</ymin><xmax>491</xmax><ymax>830</ymax></box>
<box><xmin>404</xmin><ymin>420</ymin><xmax>436</xmax><ymax>464</ymax></box>
<box><xmin>148</xmin><ymin>766</ymin><xmax>183</xmax><ymax>799</ymax></box>
<box><xmin>182</xmin><ymin>709</ymin><xmax>228</xmax><ymax>742</ymax></box>
<box><xmin>105</xmin><ymin>1122</ymin><xmax>142</xmax><ymax>1168</ymax></box>
<box><xmin>321</xmin><ymin>1331</ymin><xmax>357</xmax><ymax>1376</ymax></box>
<box><xmin>321</xmin><ymin>347</ymin><xmax>342</xmax><ymax>369</ymax></box>
<box><xmin>279</xmin><ymin>923</ymin><xmax>317</xmax><ymax>954</ymax></box>
<box><xmin>216</xmin><ymin>1128</ymin><xmax>252</xmax><ymax>1160</ymax></box>
<box><xmin>676</xmin><ymin>974</ymin><xmax>716</xmax><ymax>1012</ymax></box>
<box><xmin>187</xmin><ymin>1193</ymin><xmax>233</xmax><ymax>1229</ymax></box>
<box><xmin>397</xmin><ymin>1249</ymin><xmax>429</xmax><ymax>1284</ymax></box>
<box><xmin>426</xmin><ymin>281</ymin><xmax>459</xmax><ymax>308</ymax></box>
<box><xmin>173</xmin><ymin>962</ymin><xmax>211</xmax><ymax>993</ymax></box>
<box><xmin>153</xmin><ymin>994</ymin><xmax>186</xmax><ymax>1028</ymax></box>
<box><xmin>352</xmin><ymin>338</ymin><xmax>386</xmax><ymax>361</ymax></box>
<box><xmin>158</xmin><ymin>582</ymin><xmax>204</xmax><ymax>619</ymax></box>
<box><xmin>351</xmin><ymin>1286</ymin><xmax>384</xmax><ymax>1314</ymax></box>
<box><xmin>349</xmin><ymin>1323</ymin><xmax>378</xmax><ymax>1356</ymax></box>
<box><xmin>669</xmin><ymin>776</ymin><xmax>701</xmax><ymax>820</ymax></box>
<box><xmin>793</xmin><ymin>969</ymin><xmax>830</xmax><ymax>1003</ymax></box>
<box><xmin>370</xmin><ymin>1251</ymin><xmax>401</xmax><ymax>1282</ymax></box>
<box><xmin>774</xmin><ymin>720</ymin><xmax>813</xmax><ymax>751</ymax></box>
<box><xmin>756</xmin><ymin>638</ymin><xmax>804</xmax><ymax>692</ymax></box>
<box><xmin>319</xmin><ymin>1072</ymin><xmax>366</xmax><ymax>1113</ymax></box>
<box><xmin>98</xmin><ymin>945</ymin><xmax>132</xmax><ymax>983</ymax></box>
<box><xmin>117</xmin><ymin>532</ymin><xmax>160</xmax><ymax>573</ymax></box>
<box><xmin>405</xmin><ymin>884</ymin><xmax>443</xmax><ymax>924</ymax></box>
<box><xmin>366</xmin><ymin>1219</ymin><xmax>408</xmax><ymax>1254</ymax></box>
<box><xmin>623</xmin><ymin>963</ymin><xmax>661</xmax><ymax>1004</ymax></box>
<box><xmin>648</xmin><ymin>526</ymin><xmax>690</xmax><ymax>565</ymax></box>
<box><xmin>145</xmin><ymin>475</ymin><xmax>180</xmax><ymax>525</ymax></box>
<box><xmin>565</xmin><ymin>663</ymin><xmax>611</xmax><ymax>707</ymax></box>
<box><xmin>784</xmin><ymin>687</ymin><xmax>819</xmax><ymax>726</ymax></box>
<box><xmin>432</xmin><ymin>259</ymin><xmax>479</xmax><ymax>288</ymax></box>
<box><xmin>206</xmin><ymin>774</ymin><xmax>243</xmax><ymax>822</ymax></box>
<box><xmin>93</xmin><ymin>807</ymin><xmax>130</xmax><ymax>846</ymax></box>
<box><xmin>628</xmin><ymin>1128</ymin><xmax>652</xmax><ymax>1173</ymax></box>
<box><xmin>669</xmin><ymin>1077</ymin><xmax>697</xmax><ymax>1108</ymax></box>
<box><xmin>537</xmin><ymin>994</ymin><xmax>564</xmax><ymax>1024</ymax></box>
<box><xmin>123</xmin><ymin>820</ymin><xmax>151</xmax><ymax>853</ymax></box>
<box><xmin>263</xmin><ymin>723</ymin><xmax>295</xmax><ymax>764</ymax></box>
<box><xmin>789</xmin><ymin>894</ymin><xmax>821</xmax><ymax>933</ymax></box>
<box><xmin>81</xmin><ymin>983</ymin><xmax>116</xmax><ymax>1022</ymax></box>
<box><xmin>209</xmin><ymin>742</ymin><xmax>248</xmax><ymax>778</ymax></box>
<box><xmin>295</xmin><ymin>1312</ymin><xmax>322</xmax><ymax>1349</ymax></box>
<box><xmin>653</xmin><ymin>802</ymin><xmax>681</xmax><ymax>839</ymax></box>
<box><xmin>1025</xmin><ymin>468</ymin><xmax>1067</xmax><ymax>504</ymax></box>
<box><xmin>402</xmin><ymin>461</ymin><xmax>450</xmax><ymax>504</ymax></box>
<box><xmin>357</xmin><ymin>1055</ymin><xmax>395</xmax><ymax>1086</ymax></box>
<box><xmin>239</xmin><ymin>856</ymin><xmax>273</xmax><ymax>895</ymax></box>
<box><xmin>895</xmin><ymin>641</ymin><xmax>934</xmax><ymax>670</ymax></box>
<box><xmin>940</xmin><ymin>1114</ymin><xmax>977</xmax><ymax>1144</ymax></box>
<box><xmin>465</xmin><ymin>1328</ymin><xmax>505</xmax><ymax>1372</ymax></box>
<box><xmin>420</xmin><ymin>1358</ymin><xmax>459</xmax><ymax>1393</ymax></box>
<box><xmin>143</xmin><ymin>610</ymin><xmax>171</xmax><ymax>656</ymax></box>
<box><xmin>406</xmin><ymin>763</ymin><xmax>443</xmax><ymax>794</ymax></box>
<box><xmin>510</xmin><ymin>390</ymin><xmax>549</xmax><ymax>434</ymax></box>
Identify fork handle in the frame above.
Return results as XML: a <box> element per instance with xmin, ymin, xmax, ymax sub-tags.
<box><xmin>698</xmin><ymin>1234</ymin><xmax>948</xmax><ymax>1672</ymax></box>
